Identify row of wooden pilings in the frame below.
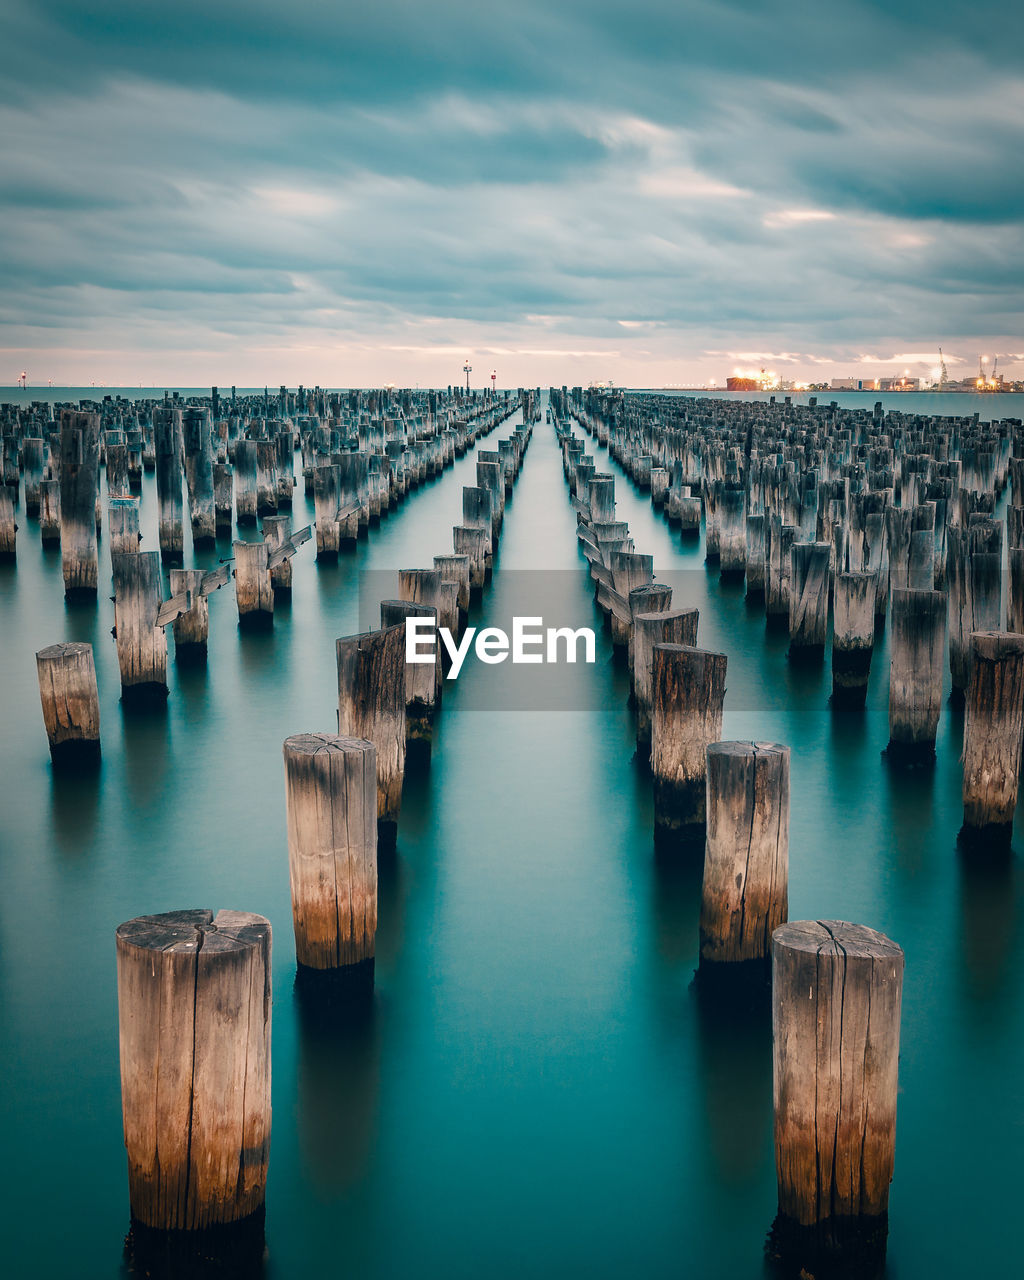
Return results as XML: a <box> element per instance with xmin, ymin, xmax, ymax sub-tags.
<box><xmin>32</xmin><ymin>398</ymin><xmax>525</xmax><ymax>748</ymax></box>
<box><xmin>111</xmin><ymin>413</ymin><xmax>535</xmax><ymax>1271</ymax></box>
<box><xmin>1</xmin><ymin>386</ymin><xmax>523</xmax><ymax>586</ymax></box>
<box><xmin>552</xmin><ymin>403</ymin><xmax>902</xmax><ymax>1279</ymax></box>
<box><xmin>555</xmin><ymin>387</ymin><xmax>1024</xmax><ymax>850</ymax></box>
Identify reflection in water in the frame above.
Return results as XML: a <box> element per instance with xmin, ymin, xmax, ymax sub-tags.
<box><xmin>121</xmin><ymin>701</ymin><xmax>170</xmax><ymax>811</ymax></box>
<box><xmin>880</xmin><ymin>752</ymin><xmax>937</xmax><ymax>879</ymax></box>
<box><xmin>691</xmin><ymin>975</ymin><xmax>773</xmax><ymax>1185</ymax></box>
<box><xmin>48</xmin><ymin>761</ymin><xmax>103</xmax><ymax>856</ymax></box>
<box><xmin>120</xmin><ymin>1217</ymin><xmax>268</xmax><ymax>1280</ymax></box>
<box><xmin>649</xmin><ymin>846</ymin><xmax>702</xmax><ymax>977</ymax></box>
<box><xmin>238</xmin><ymin>622</ymin><xmax>281</xmax><ymax>683</ymax></box>
<box><xmin>293</xmin><ymin>978</ymin><xmax>382</xmax><ymax>1192</ymax></box>
<box><xmin>956</xmin><ymin>845</ymin><xmax>1020</xmax><ymax>1007</ymax></box>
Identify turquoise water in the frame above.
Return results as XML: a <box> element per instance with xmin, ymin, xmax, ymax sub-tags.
<box><xmin>1</xmin><ymin>395</ymin><xmax>1022</xmax><ymax>1277</ymax></box>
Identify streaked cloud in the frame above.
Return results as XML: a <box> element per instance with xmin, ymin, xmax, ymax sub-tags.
<box><xmin>1</xmin><ymin>0</ymin><xmax>1022</xmax><ymax>385</ymax></box>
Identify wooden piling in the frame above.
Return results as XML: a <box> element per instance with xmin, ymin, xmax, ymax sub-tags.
<box><xmin>961</xmin><ymin>631</ymin><xmax>1024</xmax><ymax>846</ymax></box>
<box><xmin>651</xmin><ymin>644</ymin><xmax>727</xmax><ymax>849</ymax></box>
<box><xmin>112</xmin><ymin>551</ymin><xmax>169</xmax><ymax>704</ymax></box>
<box><xmin>183</xmin><ymin>408</ymin><xmax>216</xmax><ymax>547</ymax></box>
<box><xmin>632</xmin><ymin>609</ymin><xmax>698</xmax><ymax>747</ymax></box>
<box><xmin>699</xmin><ymin>742</ymin><xmax>789</xmax><ymax>972</ymax></box>
<box><xmin>453</xmin><ymin>525</ymin><xmax>490</xmax><ymax>591</ymax></box>
<box><xmin>214</xmin><ymin>463</ymin><xmax>233</xmax><ymax>536</ymax></box>
<box><xmin>262</xmin><ymin>515</ymin><xmax>293</xmax><ymax>596</ymax></box>
<box><xmin>0</xmin><ymin>484</ymin><xmax>15</xmax><ymax>560</ymax></box>
<box><xmin>284</xmin><ymin>734</ymin><xmax>377</xmax><ymax>981</ymax></box>
<box><xmin>233</xmin><ymin>540</ymin><xmax>274</xmax><ymax>628</ymax></box>
<box><xmin>153</xmin><ymin>407</ymin><xmax>184</xmax><ymax>566</ymax></box>
<box><xmin>59</xmin><ymin>409</ymin><xmax>101</xmax><ymax>596</ymax></box>
<box><xmin>886</xmin><ymin>588</ymin><xmax>946</xmax><ymax>760</ymax></box>
<box><xmin>40</xmin><ymin>478</ymin><xmax>61</xmax><ymax>547</ymax></box>
<box><xmin>108</xmin><ymin>497</ymin><xmax>141</xmax><ymax>557</ymax></box>
<box><xmin>234</xmin><ymin>441</ymin><xmax>258</xmax><ymax>527</ymax></box>
<box><xmin>831</xmin><ymin>571</ymin><xmax>875</xmax><ymax>708</ymax></box>
<box><xmin>116</xmin><ymin>909</ymin><xmax>271</xmax><ymax>1237</ymax></box>
<box><xmin>336</xmin><ymin>626</ymin><xmax>406</xmax><ymax>851</ymax></box>
<box><xmin>35</xmin><ymin>641</ymin><xmax>101</xmax><ymax>765</ymax></box>
<box><xmin>788</xmin><ymin>542</ymin><xmax>831</xmax><ymax>655</ymax></box>
<box><xmin>771</xmin><ymin>921</ymin><xmax>903</xmax><ymax>1277</ymax></box>
<box><xmin>314</xmin><ymin>464</ymin><xmax>341</xmax><ymax>559</ymax></box>
<box><xmin>170</xmin><ymin>568</ymin><xmax>209</xmax><ymax>658</ymax></box>
<box><xmin>381</xmin><ymin>599</ymin><xmax>438</xmax><ymax>759</ymax></box>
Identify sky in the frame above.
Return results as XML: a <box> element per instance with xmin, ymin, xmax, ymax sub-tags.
<box><xmin>1</xmin><ymin>0</ymin><xmax>1023</xmax><ymax>389</ymax></box>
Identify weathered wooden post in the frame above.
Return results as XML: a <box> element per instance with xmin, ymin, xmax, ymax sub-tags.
<box><xmin>886</xmin><ymin>588</ymin><xmax>946</xmax><ymax>760</ymax></box>
<box><xmin>22</xmin><ymin>437</ymin><xmax>44</xmax><ymax>514</ymax></box>
<box><xmin>284</xmin><ymin>734</ymin><xmax>377</xmax><ymax>986</ymax></box>
<box><xmin>40</xmin><ymin>478</ymin><xmax>61</xmax><ymax>546</ymax></box>
<box><xmin>234</xmin><ymin>440</ymin><xmax>258</xmax><ymax>527</ymax></box>
<box><xmin>116</xmin><ymin>909</ymin><xmax>270</xmax><ymax>1251</ymax></box>
<box><xmin>434</xmin><ymin>553</ymin><xmax>471</xmax><ymax>630</ymax></box>
<box><xmin>108</xmin><ymin>497</ymin><xmax>141</xmax><ymax>556</ymax></box>
<box><xmin>699</xmin><ymin>742</ymin><xmax>789</xmax><ymax>972</ymax></box>
<box><xmin>831</xmin><ymin>570</ymin><xmax>876</xmax><ymax>708</ymax></box>
<box><xmin>627</xmin><ymin>583</ymin><xmax>672</xmax><ymax>674</ymax></box>
<box><xmin>214</xmin><ymin>462</ymin><xmax>233</xmax><ymax>536</ymax></box>
<box><xmin>788</xmin><ymin>542</ymin><xmax>831</xmax><ymax>655</ymax></box>
<box><xmin>609</xmin><ymin>551</ymin><xmax>653</xmax><ymax>646</ymax></box>
<box><xmin>745</xmin><ymin>513</ymin><xmax>766</xmax><ymax>598</ymax></box>
<box><xmin>462</xmin><ymin>486</ymin><xmax>494</xmax><ymax>569</ymax></box>
<box><xmin>262</xmin><ymin>514</ymin><xmax>293</xmax><ymax>597</ymax></box>
<box><xmin>589</xmin><ymin>474</ymin><xmax>616</xmax><ymax>523</ymax></box>
<box><xmin>717</xmin><ymin>485</ymin><xmax>747</xmax><ymax>577</ymax></box>
<box><xmin>314</xmin><ymin>463</ymin><xmax>342</xmax><ymax>559</ymax></box>
<box><xmin>632</xmin><ymin>609</ymin><xmax>699</xmax><ymax>747</ymax></box>
<box><xmin>381</xmin><ymin>599</ymin><xmax>439</xmax><ymax>758</ymax></box>
<box><xmin>453</xmin><ymin>525</ymin><xmax>490</xmax><ymax>591</ymax></box>
<box><xmin>256</xmin><ymin>440</ymin><xmax>279</xmax><ymax>518</ymax></box>
<box><xmin>0</xmin><ymin>485</ymin><xmax>15</xmax><ymax>560</ymax></box>
<box><xmin>153</xmin><ymin>407</ymin><xmax>184</xmax><ymax>566</ymax></box>
<box><xmin>771</xmin><ymin>921</ymin><xmax>903</xmax><ymax>1278</ymax></box>
<box><xmin>766</xmin><ymin>520</ymin><xmax>797</xmax><ymax>619</ymax></box>
<box><xmin>112</xmin><ymin>551</ymin><xmax>170</xmax><ymax>704</ymax></box>
<box><xmin>59</xmin><ymin>409</ymin><xmax>101</xmax><ymax>596</ymax></box>
<box><xmin>336</xmin><ymin>627</ymin><xmax>406</xmax><ymax>852</ymax></box>
<box><xmin>170</xmin><ymin>568</ymin><xmax>209</xmax><ymax>659</ymax></box>
<box><xmin>651</xmin><ymin>644</ymin><xmax>727</xmax><ymax>849</ymax></box>
<box><xmin>233</xmin><ymin>540</ymin><xmax>274</xmax><ymax>628</ymax></box>
<box><xmin>36</xmin><ymin>641</ymin><xmax>101</xmax><ymax>765</ymax></box>
<box><xmin>961</xmin><ymin>631</ymin><xmax>1024</xmax><ymax>847</ymax></box>
<box><xmin>183</xmin><ymin>407</ymin><xmax>216</xmax><ymax>547</ymax></box>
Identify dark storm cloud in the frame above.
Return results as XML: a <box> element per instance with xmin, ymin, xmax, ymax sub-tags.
<box><xmin>1</xmin><ymin>0</ymin><xmax>1022</xmax><ymax>380</ymax></box>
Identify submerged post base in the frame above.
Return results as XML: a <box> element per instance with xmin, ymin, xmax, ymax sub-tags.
<box><xmin>125</xmin><ymin>1210</ymin><xmax>266</xmax><ymax>1280</ymax></box>
<box><xmin>766</xmin><ymin>1211</ymin><xmax>888</xmax><ymax>1280</ymax></box>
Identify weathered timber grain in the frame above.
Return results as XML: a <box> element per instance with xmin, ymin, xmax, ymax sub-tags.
<box><xmin>651</xmin><ymin>644</ymin><xmax>727</xmax><ymax>848</ymax></box>
<box><xmin>284</xmin><ymin>734</ymin><xmax>377</xmax><ymax>976</ymax></box>
<box><xmin>832</xmin><ymin>571</ymin><xmax>876</xmax><ymax>708</ymax></box>
<box><xmin>699</xmin><ymin>742</ymin><xmax>789</xmax><ymax>970</ymax></box>
<box><xmin>886</xmin><ymin>588</ymin><xmax>946</xmax><ymax>759</ymax></box>
<box><xmin>35</xmin><ymin>640</ymin><xmax>101</xmax><ymax>764</ymax></box>
<box><xmin>336</xmin><ymin>626</ymin><xmax>406</xmax><ymax>851</ymax></box>
<box><xmin>59</xmin><ymin>409</ymin><xmax>101</xmax><ymax>595</ymax></box>
<box><xmin>961</xmin><ymin>631</ymin><xmax>1024</xmax><ymax>845</ymax></box>
<box><xmin>771</xmin><ymin>920</ymin><xmax>903</xmax><ymax>1277</ymax></box>
<box><xmin>116</xmin><ymin>909</ymin><xmax>271</xmax><ymax>1234</ymax></box>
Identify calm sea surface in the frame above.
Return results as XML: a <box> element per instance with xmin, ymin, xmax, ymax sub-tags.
<box><xmin>1</xmin><ymin>392</ymin><xmax>1022</xmax><ymax>1277</ymax></box>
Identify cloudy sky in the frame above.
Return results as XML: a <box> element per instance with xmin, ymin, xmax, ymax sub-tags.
<box><xmin>2</xmin><ymin>0</ymin><xmax>1023</xmax><ymax>388</ymax></box>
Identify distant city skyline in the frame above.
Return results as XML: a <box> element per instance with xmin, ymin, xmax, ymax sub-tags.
<box><xmin>2</xmin><ymin>1</ymin><xmax>1022</xmax><ymax>388</ymax></box>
